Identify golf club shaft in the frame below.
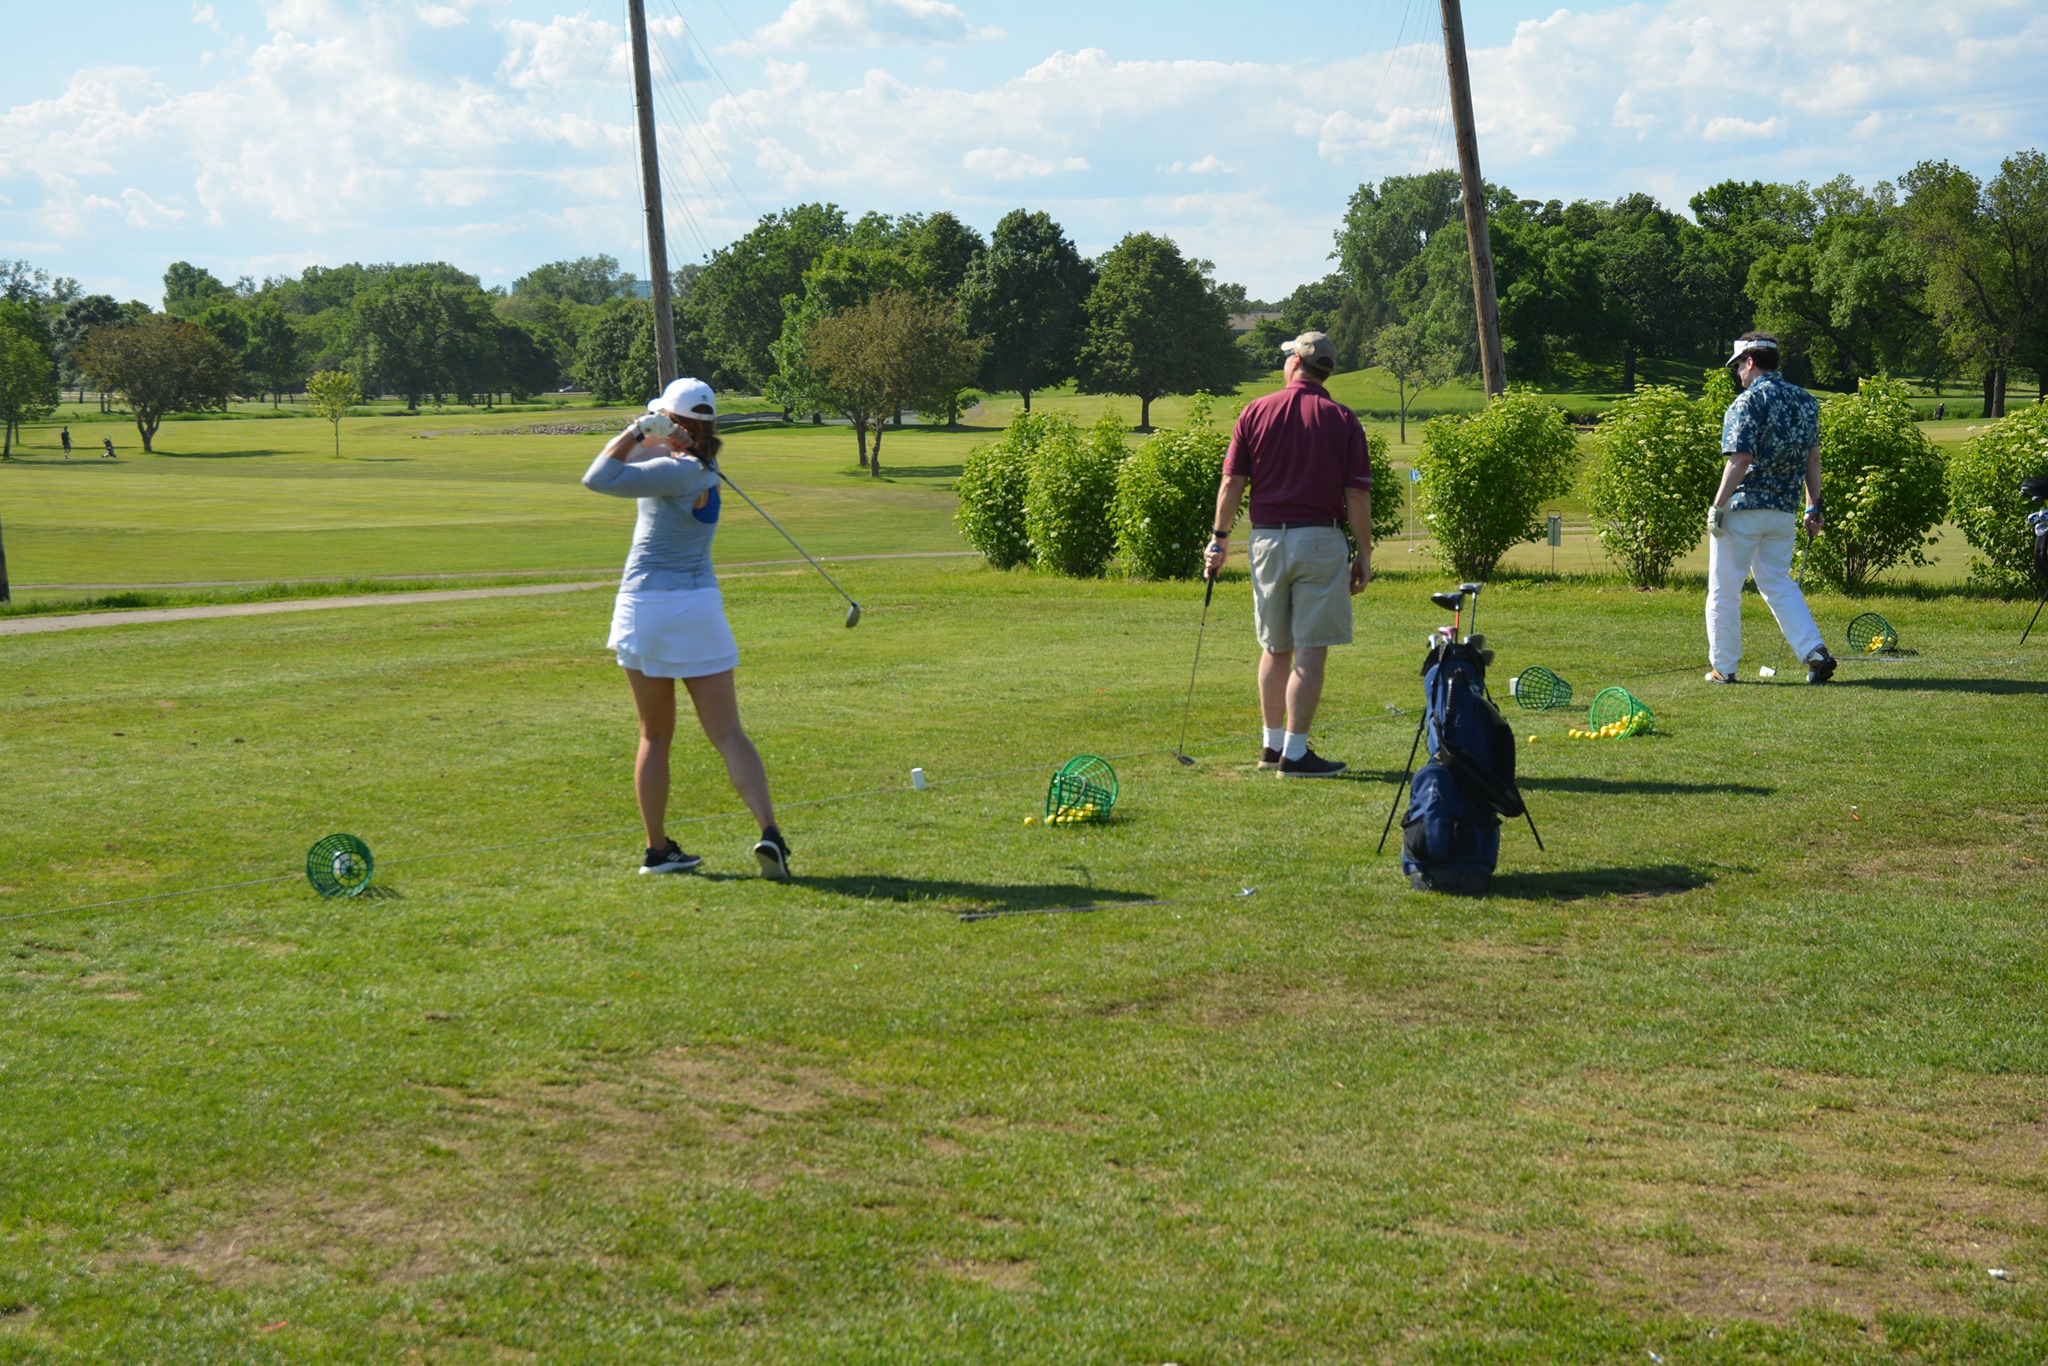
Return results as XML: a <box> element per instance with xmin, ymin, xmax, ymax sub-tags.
<box><xmin>717</xmin><ymin>471</ymin><xmax>857</xmax><ymax>608</ymax></box>
<box><xmin>1176</xmin><ymin>573</ymin><xmax>1216</xmax><ymax>758</ymax></box>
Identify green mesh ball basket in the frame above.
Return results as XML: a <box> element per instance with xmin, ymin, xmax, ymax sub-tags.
<box><xmin>1587</xmin><ymin>686</ymin><xmax>1654</xmax><ymax>734</ymax></box>
<box><xmin>307</xmin><ymin>833</ymin><xmax>375</xmax><ymax>899</ymax></box>
<box><xmin>1846</xmin><ymin>611</ymin><xmax>1899</xmax><ymax>655</ymax></box>
<box><xmin>1509</xmin><ymin>665</ymin><xmax>1573</xmax><ymax>711</ymax></box>
<box><xmin>1045</xmin><ymin>755</ymin><xmax>1118</xmax><ymax>824</ymax></box>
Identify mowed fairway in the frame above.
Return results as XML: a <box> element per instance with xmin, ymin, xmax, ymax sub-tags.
<box><xmin>3</xmin><ymin>418</ymin><xmax>2048</xmax><ymax>1361</ymax></box>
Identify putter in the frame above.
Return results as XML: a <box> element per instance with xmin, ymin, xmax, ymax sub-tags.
<box><xmin>1175</xmin><ymin>571</ymin><xmax>1217</xmax><ymax>765</ymax></box>
<box><xmin>717</xmin><ymin>471</ymin><xmax>861</xmax><ymax>627</ymax></box>
<box><xmin>1459</xmin><ymin>582</ymin><xmax>1483</xmax><ymax>638</ymax></box>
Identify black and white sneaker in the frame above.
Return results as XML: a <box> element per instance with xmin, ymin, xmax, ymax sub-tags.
<box><xmin>640</xmin><ymin>840</ymin><xmax>703</xmax><ymax>875</ymax></box>
<box><xmin>1257</xmin><ymin>746</ymin><xmax>1283</xmax><ymax>771</ymax></box>
<box><xmin>753</xmin><ymin>827</ymin><xmax>792</xmax><ymax>881</ymax></box>
<box><xmin>1805</xmin><ymin>649</ymin><xmax>1837</xmax><ymax>685</ymax></box>
<box><xmin>1277</xmin><ymin>748</ymin><xmax>1347</xmax><ymax>778</ymax></box>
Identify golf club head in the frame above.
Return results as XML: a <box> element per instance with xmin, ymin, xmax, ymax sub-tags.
<box><xmin>1464</xmin><ymin>633</ymin><xmax>1486</xmax><ymax>652</ymax></box>
<box><xmin>1476</xmin><ymin>648</ymin><xmax>1495</xmax><ymax>666</ymax></box>
<box><xmin>1176</xmin><ymin>752</ymin><xmax>1196</xmax><ymax>767</ymax></box>
<box><xmin>845</xmin><ymin>602</ymin><xmax>861</xmax><ymax>628</ymax></box>
<box><xmin>1430</xmin><ymin>590</ymin><xmax>1465</xmax><ymax>613</ymax></box>
<box><xmin>1459</xmin><ymin>582</ymin><xmax>1483</xmax><ymax>595</ymax></box>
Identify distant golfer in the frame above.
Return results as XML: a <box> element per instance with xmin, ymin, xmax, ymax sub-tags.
<box><xmin>102</xmin><ymin>436</ymin><xmax>115</xmax><ymax>459</ymax></box>
<box><xmin>1705</xmin><ymin>333</ymin><xmax>1836</xmax><ymax>684</ymax></box>
<box><xmin>60</xmin><ymin>426</ymin><xmax>70</xmax><ymax>458</ymax></box>
<box><xmin>1203</xmin><ymin>331</ymin><xmax>1373</xmax><ymax>776</ymax></box>
<box><xmin>582</xmin><ymin>377</ymin><xmax>791</xmax><ymax>878</ymax></box>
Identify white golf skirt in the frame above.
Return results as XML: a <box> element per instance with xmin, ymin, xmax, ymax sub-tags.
<box><xmin>608</xmin><ymin>587</ymin><xmax>739</xmax><ymax>679</ymax></box>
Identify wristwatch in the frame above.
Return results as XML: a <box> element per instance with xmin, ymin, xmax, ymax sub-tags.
<box><xmin>1211</xmin><ymin>528</ymin><xmax>1231</xmax><ymax>539</ymax></box>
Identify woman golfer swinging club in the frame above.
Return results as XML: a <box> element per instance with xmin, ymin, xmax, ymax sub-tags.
<box><xmin>582</xmin><ymin>377</ymin><xmax>791</xmax><ymax>878</ymax></box>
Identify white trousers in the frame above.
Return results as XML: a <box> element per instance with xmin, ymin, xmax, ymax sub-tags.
<box><xmin>1706</xmin><ymin>509</ymin><xmax>1824</xmax><ymax>675</ymax></box>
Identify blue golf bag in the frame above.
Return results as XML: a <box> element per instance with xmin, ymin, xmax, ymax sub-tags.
<box><xmin>1395</xmin><ymin>638</ymin><xmax>1530</xmax><ymax>894</ymax></box>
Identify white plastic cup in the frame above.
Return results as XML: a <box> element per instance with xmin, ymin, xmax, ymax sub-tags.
<box><xmin>910</xmin><ymin>767</ymin><xmax>927</xmax><ymax>790</ymax></box>
<box><xmin>1758</xmin><ymin>665</ymin><xmax>1777</xmax><ymax>678</ymax></box>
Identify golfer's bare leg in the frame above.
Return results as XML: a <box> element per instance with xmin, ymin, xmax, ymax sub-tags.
<box><xmin>1258</xmin><ymin>649</ymin><xmax>1292</xmax><ymax>730</ymax></box>
<box><xmin>1284</xmin><ymin>646</ymin><xmax>1329</xmax><ymax>734</ymax></box>
<box><xmin>625</xmin><ymin>669</ymin><xmax>676</xmax><ymax>849</ymax></box>
<box><xmin>683</xmin><ymin>669</ymin><xmax>778</xmax><ymax>831</ymax></box>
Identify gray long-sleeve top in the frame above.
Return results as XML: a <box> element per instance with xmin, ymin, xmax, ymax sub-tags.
<box><xmin>582</xmin><ymin>449</ymin><xmax>723</xmax><ymax>592</ymax></box>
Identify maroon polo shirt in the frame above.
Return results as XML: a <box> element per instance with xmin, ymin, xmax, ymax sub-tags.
<box><xmin>1223</xmin><ymin>378</ymin><xmax>1373</xmax><ymax>525</ymax></box>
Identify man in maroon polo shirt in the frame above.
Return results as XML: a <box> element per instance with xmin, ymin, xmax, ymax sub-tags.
<box><xmin>1202</xmin><ymin>331</ymin><xmax>1373</xmax><ymax>777</ymax></box>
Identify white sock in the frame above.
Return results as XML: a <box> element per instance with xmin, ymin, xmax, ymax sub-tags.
<box><xmin>1262</xmin><ymin>726</ymin><xmax>1285</xmax><ymax>752</ymax></box>
<box><xmin>1282</xmin><ymin>731</ymin><xmax>1309</xmax><ymax>761</ymax></box>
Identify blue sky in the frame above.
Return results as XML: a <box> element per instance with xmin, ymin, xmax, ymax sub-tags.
<box><xmin>3</xmin><ymin>0</ymin><xmax>2042</xmax><ymax>305</ymax></box>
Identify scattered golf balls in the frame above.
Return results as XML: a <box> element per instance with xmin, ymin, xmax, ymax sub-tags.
<box><xmin>1023</xmin><ymin>815</ymin><xmax>1036</xmax><ymax>826</ymax></box>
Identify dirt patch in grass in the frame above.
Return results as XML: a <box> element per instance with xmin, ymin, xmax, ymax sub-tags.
<box><xmin>1520</xmin><ymin>1068</ymin><xmax>2045</xmax><ymax>1327</ymax></box>
<box><xmin>933</xmin><ymin>1256</ymin><xmax>1037</xmax><ymax>1290</ymax></box>
<box><xmin>133</xmin><ymin>1044</ymin><xmax>879</xmax><ymax>1293</ymax></box>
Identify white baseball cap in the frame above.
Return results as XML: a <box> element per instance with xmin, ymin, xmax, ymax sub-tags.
<box><xmin>650</xmin><ymin>377</ymin><xmax>717</xmax><ymax>418</ymax></box>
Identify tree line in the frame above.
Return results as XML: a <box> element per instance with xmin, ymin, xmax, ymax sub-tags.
<box><xmin>1</xmin><ymin>145</ymin><xmax>2038</xmax><ymax>458</ymax></box>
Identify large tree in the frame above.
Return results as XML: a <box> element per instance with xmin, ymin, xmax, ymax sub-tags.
<box><xmin>1076</xmin><ymin>233</ymin><xmax>1243</xmax><ymax>431</ymax></box>
<box><xmin>1902</xmin><ymin>151</ymin><xmax>2048</xmax><ymax>417</ymax></box>
<box><xmin>51</xmin><ymin>294</ymin><xmax>124</xmax><ymax>400</ymax></box>
<box><xmin>75</xmin><ymin>315</ymin><xmax>240</xmax><ymax>452</ymax></box>
<box><xmin>163</xmin><ymin>260</ymin><xmax>234</xmax><ymax>318</ymax></box>
<box><xmin>244</xmin><ymin>301</ymin><xmax>304</xmax><ymax>405</ymax></box>
<box><xmin>0</xmin><ymin>320</ymin><xmax>59</xmax><ymax>457</ymax></box>
<box><xmin>689</xmin><ymin>203</ymin><xmax>850</xmax><ymax>391</ymax></box>
<box><xmin>901</xmin><ymin>211</ymin><xmax>986</xmax><ymax>300</ymax></box>
<box><xmin>957</xmin><ymin>209</ymin><xmax>1093</xmax><ymax>411</ymax></box>
<box><xmin>1335</xmin><ymin>170</ymin><xmax>1462</xmax><ymax>326</ymax></box>
<box><xmin>805</xmin><ymin>290</ymin><xmax>983</xmax><ymax>477</ymax></box>
<box><xmin>512</xmin><ymin>254</ymin><xmax>636</xmax><ymax>306</ymax></box>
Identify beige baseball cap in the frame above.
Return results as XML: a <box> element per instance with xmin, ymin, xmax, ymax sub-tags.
<box><xmin>1282</xmin><ymin>331</ymin><xmax>1336</xmax><ymax>373</ymax></box>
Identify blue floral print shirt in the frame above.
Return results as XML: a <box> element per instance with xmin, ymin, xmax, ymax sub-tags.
<box><xmin>1721</xmin><ymin>370</ymin><xmax>1820</xmax><ymax>514</ymax></box>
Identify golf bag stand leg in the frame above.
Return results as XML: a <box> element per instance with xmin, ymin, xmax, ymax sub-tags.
<box><xmin>1376</xmin><ymin>714</ymin><xmax>1429</xmax><ymax>855</ymax></box>
<box><xmin>2023</xmin><ymin>592</ymin><xmax>2047</xmax><ymax>645</ymax></box>
<box><xmin>1521</xmin><ymin>807</ymin><xmax>1545</xmax><ymax>852</ymax></box>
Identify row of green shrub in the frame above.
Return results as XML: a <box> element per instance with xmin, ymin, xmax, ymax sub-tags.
<box><xmin>956</xmin><ymin>398</ymin><xmax>1400</xmax><ymax>580</ymax></box>
<box><xmin>1570</xmin><ymin>375</ymin><xmax>2046</xmax><ymax>594</ymax></box>
<box><xmin>958</xmin><ymin>384</ymin><xmax>2048</xmax><ymax>595</ymax></box>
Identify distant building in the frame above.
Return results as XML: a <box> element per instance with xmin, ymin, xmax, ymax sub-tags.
<box><xmin>627</xmin><ymin>279</ymin><xmax>654</xmax><ymax>300</ymax></box>
<box><xmin>1229</xmin><ymin>311</ymin><xmax>1282</xmax><ymax>337</ymax></box>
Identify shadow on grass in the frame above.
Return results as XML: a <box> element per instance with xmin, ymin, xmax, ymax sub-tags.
<box><xmin>1520</xmin><ymin>776</ymin><xmax>1775</xmax><ymax>796</ymax></box>
<box><xmin>697</xmin><ymin>871</ymin><xmax>1152</xmax><ymax>915</ymax></box>
<box><xmin>866</xmin><ymin>464</ymin><xmax>965</xmax><ymax>480</ymax></box>
<box><xmin>154</xmin><ymin>449</ymin><xmax>286</xmax><ymax>459</ymax></box>
<box><xmin>1839</xmin><ymin>676</ymin><xmax>2048</xmax><ymax>695</ymax></box>
<box><xmin>1489</xmin><ymin>863</ymin><xmax>1712</xmax><ymax>901</ymax></box>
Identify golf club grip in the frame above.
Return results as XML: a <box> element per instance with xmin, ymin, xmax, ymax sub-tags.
<box><xmin>1203</xmin><ymin>574</ymin><xmax>1215</xmax><ymax>608</ymax></box>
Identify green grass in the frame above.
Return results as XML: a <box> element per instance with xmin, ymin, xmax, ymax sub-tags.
<box><xmin>5</xmin><ymin>445</ymin><xmax>2048</xmax><ymax>1366</ymax></box>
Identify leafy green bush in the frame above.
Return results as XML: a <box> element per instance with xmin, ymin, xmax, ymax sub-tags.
<box><xmin>1417</xmin><ymin>390</ymin><xmax>1579</xmax><ymax>580</ymax></box>
<box><xmin>1338</xmin><ymin>429</ymin><xmax>1403</xmax><ymax>561</ymax></box>
<box><xmin>1585</xmin><ymin>385</ymin><xmax>1721</xmax><ymax>587</ymax></box>
<box><xmin>1112</xmin><ymin>396</ymin><xmax>1226</xmax><ymax>580</ymax></box>
<box><xmin>1948</xmin><ymin>402</ymin><xmax>2048</xmax><ymax>594</ymax></box>
<box><xmin>1024</xmin><ymin>409</ymin><xmax>1126</xmax><ymax>576</ymax></box>
<box><xmin>956</xmin><ymin>410</ymin><xmax>1060</xmax><ymax>569</ymax></box>
<box><xmin>1805</xmin><ymin>378</ymin><xmax>1947</xmax><ymax>594</ymax></box>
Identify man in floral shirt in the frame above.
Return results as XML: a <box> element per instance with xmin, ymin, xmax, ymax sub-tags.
<box><xmin>1705</xmin><ymin>333</ymin><xmax>1837</xmax><ymax>685</ymax></box>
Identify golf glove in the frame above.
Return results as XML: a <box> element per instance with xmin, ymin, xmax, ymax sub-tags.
<box><xmin>635</xmin><ymin>411</ymin><xmax>676</xmax><ymax>441</ymax></box>
<box><xmin>1707</xmin><ymin>504</ymin><xmax>1726</xmax><ymax>537</ymax></box>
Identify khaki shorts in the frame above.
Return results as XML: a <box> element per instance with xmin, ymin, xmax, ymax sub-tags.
<box><xmin>1249</xmin><ymin>525</ymin><xmax>1353</xmax><ymax>651</ymax></box>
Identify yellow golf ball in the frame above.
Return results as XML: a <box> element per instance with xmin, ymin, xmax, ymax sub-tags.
<box><xmin>1024</xmin><ymin>816</ymin><xmax>1037</xmax><ymax>826</ymax></box>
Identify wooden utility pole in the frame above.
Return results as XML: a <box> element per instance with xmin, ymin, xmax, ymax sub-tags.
<box><xmin>1440</xmin><ymin>0</ymin><xmax>1506</xmax><ymax>398</ymax></box>
<box><xmin>627</xmin><ymin>0</ymin><xmax>677</xmax><ymax>387</ymax></box>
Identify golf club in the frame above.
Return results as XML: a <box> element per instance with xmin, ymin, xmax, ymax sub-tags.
<box><xmin>716</xmin><ymin>470</ymin><xmax>861</xmax><ymax>627</ymax></box>
<box><xmin>1431</xmin><ymin>589</ymin><xmax>1465</xmax><ymax>637</ymax></box>
<box><xmin>1175</xmin><ymin>571</ymin><xmax>1217</xmax><ymax>765</ymax></box>
<box><xmin>1459</xmin><ymin>582</ymin><xmax>1483</xmax><ymax>639</ymax></box>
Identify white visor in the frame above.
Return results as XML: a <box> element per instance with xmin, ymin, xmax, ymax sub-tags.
<box><xmin>1725</xmin><ymin>336</ymin><xmax>1778</xmax><ymax>367</ymax></box>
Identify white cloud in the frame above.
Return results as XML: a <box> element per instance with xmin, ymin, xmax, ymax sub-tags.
<box><xmin>751</xmin><ymin>0</ymin><xmax>1000</xmax><ymax>50</ymax></box>
<box><xmin>1162</xmin><ymin>155</ymin><xmax>1234</xmax><ymax>174</ymax></box>
<box><xmin>961</xmin><ymin>147</ymin><xmax>1090</xmax><ymax>178</ymax></box>
<box><xmin>417</xmin><ymin>5</ymin><xmax>468</xmax><ymax>29</ymax></box>
<box><xmin>190</xmin><ymin>3</ymin><xmax>222</xmax><ymax>32</ymax></box>
<box><xmin>1703</xmin><ymin>115</ymin><xmax>1785</xmax><ymax>142</ymax></box>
